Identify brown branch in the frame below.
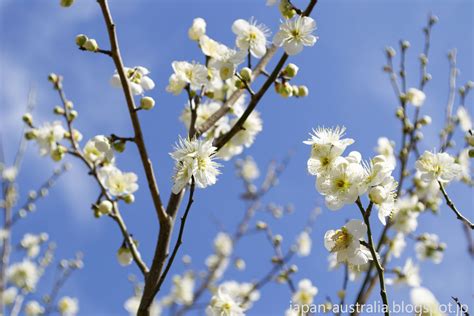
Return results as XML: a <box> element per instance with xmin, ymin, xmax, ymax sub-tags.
<box><xmin>151</xmin><ymin>178</ymin><xmax>196</xmax><ymax>299</ymax></box>
<box><xmin>97</xmin><ymin>0</ymin><xmax>166</xmax><ymax>224</ymax></box>
<box><xmin>439</xmin><ymin>181</ymin><xmax>474</xmax><ymax>229</ymax></box>
<box><xmin>356</xmin><ymin>199</ymin><xmax>390</xmax><ymax>316</ymax></box>
<box><xmin>55</xmin><ymin>78</ymin><xmax>149</xmax><ymax>276</ymax></box>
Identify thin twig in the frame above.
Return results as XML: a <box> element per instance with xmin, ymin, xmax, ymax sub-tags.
<box><xmin>438</xmin><ymin>181</ymin><xmax>474</xmax><ymax>229</ymax></box>
<box><xmin>356</xmin><ymin>199</ymin><xmax>390</xmax><ymax>316</ymax></box>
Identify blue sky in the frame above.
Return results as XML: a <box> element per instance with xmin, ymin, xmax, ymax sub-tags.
<box><xmin>0</xmin><ymin>0</ymin><xmax>473</xmax><ymax>315</ymax></box>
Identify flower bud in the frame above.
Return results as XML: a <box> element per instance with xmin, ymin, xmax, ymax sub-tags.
<box><xmin>75</xmin><ymin>34</ymin><xmax>88</xmax><ymax>47</ymax></box>
<box><xmin>123</xmin><ymin>194</ymin><xmax>135</xmax><ymax>204</ymax></box>
<box><xmin>395</xmin><ymin>107</ymin><xmax>404</xmax><ymax>119</ymax></box>
<box><xmin>68</xmin><ymin>110</ymin><xmax>78</xmax><ymax>121</ymax></box>
<box><xmin>83</xmin><ymin>39</ymin><xmax>98</xmax><ymax>52</ymax></box>
<box><xmin>419</xmin><ymin>54</ymin><xmax>428</xmax><ymax>65</ymax></box>
<box><xmin>273</xmin><ymin>234</ymin><xmax>283</xmax><ymax>246</ymax></box>
<box><xmin>188</xmin><ymin>18</ymin><xmax>206</xmax><ymax>41</ymax></box>
<box><xmin>278</xmin><ymin>82</ymin><xmax>293</xmax><ymax>98</ymax></box>
<box><xmin>385</xmin><ymin>46</ymin><xmax>396</xmax><ymax>58</ymax></box>
<box><xmin>401</xmin><ymin>40</ymin><xmax>410</xmax><ymax>49</ymax></box>
<box><xmin>283</xmin><ymin>63</ymin><xmax>299</xmax><ymax>78</ymax></box>
<box><xmin>51</xmin><ymin>146</ymin><xmax>67</xmax><ymax>162</ymax></box>
<box><xmin>429</xmin><ymin>15</ymin><xmax>439</xmax><ymax>25</ymax></box>
<box><xmin>234</xmin><ymin>258</ymin><xmax>246</xmax><ymax>271</ymax></box>
<box><xmin>25</xmin><ymin>130</ymin><xmax>38</xmax><ymax>140</ymax></box>
<box><xmin>140</xmin><ymin>96</ymin><xmax>155</xmax><ymax>110</ymax></box>
<box><xmin>296</xmin><ymin>85</ymin><xmax>309</xmax><ymax>97</ymax></box>
<box><xmin>234</xmin><ymin>79</ymin><xmax>245</xmax><ymax>89</ymax></box>
<box><xmin>98</xmin><ymin>200</ymin><xmax>113</xmax><ymax>216</ymax></box>
<box><xmin>54</xmin><ymin>106</ymin><xmax>65</xmax><ymax>115</ymax></box>
<box><xmin>256</xmin><ymin>221</ymin><xmax>267</xmax><ymax>230</ymax></box>
<box><xmin>279</xmin><ymin>0</ymin><xmax>296</xmax><ymax>19</ymax></box>
<box><xmin>48</xmin><ymin>73</ymin><xmax>59</xmax><ymax>84</ymax></box>
<box><xmin>113</xmin><ymin>141</ymin><xmax>126</xmax><ymax>153</ymax></box>
<box><xmin>22</xmin><ymin>113</ymin><xmax>33</xmax><ymax>126</ymax></box>
<box><xmin>117</xmin><ymin>247</ymin><xmax>133</xmax><ymax>267</ymax></box>
<box><xmin>239</xmin><ymin>67</ymin><xmax>252</xmax><ymax>82</ymax></box>
<box><xmin>467</xmin><ymin>134</ymin><xmax>474</xmax><ymax>147</ymax></box>
<box><xmin>369</xmin><ymin>186</ymin><xmax>387</xmax><ymax>204</ymax></box>
<box><xmin>419</xmin><ymin>115</ymin><xmax>431</xmax><ymax>125</ymax></box>
<box><xmin>60</xmin><ymin>0</ymin><xmax>74</xmax><ymax>7</ymax></box>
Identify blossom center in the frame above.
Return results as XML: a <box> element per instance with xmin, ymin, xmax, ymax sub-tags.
<box><xmin>331</xmin><ymin>228</ymin><xmax>352</xmax><ymax>251</ymax></box>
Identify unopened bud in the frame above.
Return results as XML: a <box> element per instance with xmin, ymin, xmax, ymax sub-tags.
<box><xmin>25</xmin><ymin>130</ymin><xmax>37</xmax><ymax>140</ymax></box>
<box><xmin>22</xmin><ymin>113</ymin><xmax>33</xmax><ymax>126</ymax></box>
<box><xmin>296</xmin><ymin>85</ymin><xmax>309</xmax><ymax>97</ymax></box>
<box><xmin>240</xmin><ymin>67</ymin><xmax>252</xmax><ymax>82</ymax></box>
<box><xmin>279</xmin><ymin>0</ymin><xmax>296</xmax><ymax>19</ymax></box>
<box><xmin>283</xmin><ymin>63</ymin><xmax>299</xmax><ymax>78</ymax></box>
<box><xmin>419</xmin><ymin>115</ymin><xmax>432</xmax><ymax>125</ymax></box>
<box><xmin>83</xmin><ymin>39</ymin><xmax>99</xmax><ymax>52</ymax></box>
<box><xmin>401</xmin><ymin>40</ymin><xmax>410</xmax><ymax>49</ymax></box>
<box><xmin>98</xmin><ymin>200</ymin><xmax>113</xmax><ymax>216</ymax></box>
<box><xmin>60</xmin><ymin>0</ymin><xmax>74</xmax><ymax>7</ymax></box>
<box><xmin>123</xmin><ymin>194</ymin><xmax>135</xmax><ymax>204</ymax></box>
<box><xmin>75</xmin><ymin>34</ymin><xmax>88</xmax><ymax>47</ymax></box>
<box><xmin>385</xmin><ymin>46</ymin><xmax>396</xmax><ymax>58</ymax></box>
<box><xmin>113</xmin><ymin>141</ymin><xmax>126</xmax><ymax>153</ymax></box>
<box><xmin>140</xmin><ymin>96</ymin><xmax>155</xmax><ymax>110</ymax></box>
<box><xmin>54</xmin><ymin>106</ymin><xmax>65</xmax><ymax>115</ymax></box>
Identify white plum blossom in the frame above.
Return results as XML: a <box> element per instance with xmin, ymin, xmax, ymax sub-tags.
<box><xmin>167</xmin><ymin>61</ymin><xmax>208</xmax><ymax>93</ymax></box>
<box><xmin>2</xmin><ymin>287</ymin><xmax>17</xmax><ymax>306</ymax></box>
<box><xmin>458</xmin><ymin>148</ymin><xmax>472</xmax><ymax>184</ymax></box>
<box><xmin>205</xmin><ymin>254</ymin><xmax>229</xmax><ymax>280</ymax></box>
<box><xmin>392</xmin><ymin>196</ymin><xmax>420</xmax><ymax>234</ymax></box>
<box><xmin>324</xmin><ymin>220</ymin><xmax>371</xmax><ymax>265</ymax></box>
<box><xmin>170</xmin><ymin>272</ymin><xmax>195</xmax><ymax>305</ymax></box>
<box><xmin>20</xmin><ymin>233</ymin><xmax>48</xmax><ymax>258</ymax></box>
<box><xmin>236</xmin><ymin>156</ymin><xmax>260</xmax><ymax>182</ymax></box>
<box><xmin>1</xmin><ymin>166</ymin><xmax>18</xmax><ymax>182</ymax></box>
<box><xmin>6</xmin><ymin>260</ymin><xmax>39</xmax><ymax>291</ymax></box>
<box><xmin>456</xmin><ymin>106</ymin><xmax>472</xmax><ymax>132</ymax></box>
<box><xmin>389</xmin><ymin>233</ymin><xmax>406</xmax><ymax>259</ymax></box>
<box><xmin>367</xmin><ymin>174</ymin><xmax>398</xmax><ymax>225</ymax></box>
<box><xmin>415</xmin><ymin>233</ymin><xmax>446</xmax><ymax>264</ymax></box>
<box><xmin>304</xmin><ymin>126</ymin><xmax>354</xmax><ymax>177</ymax></box>
<box><xmin>124</xmin><ymin>295</ymin><xmax>161</xmax><ymax>316</ymax></box>
<box><xmin>180</xmin><ymin>100</ymin><xmax>230</xmax><ymax>139</ymax></box>
<box><xmin>218</xmin><ymin>281</ymin><xmax>260</xmax><ymax>309</ymax></box>
<box><xmin>206</xmin><ymin>285</ymin><xmax>245</xmax><ymax>316</ymax></box>
<box><xmin>188</xmin><ymin>17</ymin><xmax>206</xmax><ymax>41</ymax></box>
<box><xmin>117</xmin><ymin>246</ymin><xmax>134</xmax><ymax>266</ymax></box>
<box><xmin>229</xmin><ymin>110</ymin><xmax>263</xmax><ymax>148</ymax></box>
<box><xmin>214</xmin><ymin>232</ymin><xmax>233</xmax><ymax>257</ymax></box>
<box><xmin>375</xmin><ymin>137</ymin><xmax>396</xmax><ymax>168</ymax></box>
<box><xmin>111</xmin><ymin>66</ymin><xmax>155</xmax><ymax>95</ymax></box>
<box><xmin>33</xmin><ymin>121</ymin><xmax>66</xmax><ymax>156</ymax></box>
<box><xmin>200</xmin><ymin>36</ymin><xmax>246</xmax><ymax>80</ymax></box>
<box><xmin>232</xmin><ymin>18</ymin><xmax>269</xmax><ymax>58</ymax></box>
<box><xmin>316</xmin><ymin>154</ymin><xmax>366</xmax><ymax>210</ymax></box>
<box><xmin>296</xmin><ymin>231</ymin><xmax>312</xmax><ymax>257</ymax></box>
<box><xmin>25</xmin><ymin>300</ymin><xmax>45</xmax><ymax>316</ymax></box>
<box><xmin>415</xmin><ymin>151</ymin><xmax>461</xmax><ymax>184</ymax></box>
<box><xmin>83</xmin><ymin>135</ymin><xmax>114</xmax><ymax>165</ymax></box>
<box><xmin>387</xmin><ymin>258</ymin><xmax>421</xmax><ymax>287</ymax></box>
<box><xmin>58</xmin><ymin>296</ymin><xmax>79</xmax><ymax>316</ymax></box>
<box><xmin>102</xmin><ymin>167</ymin><xmax>139</xmax><ymax>197</ymax></box>
<box><xmin>291</xmin><ymin>279</ymin><xmax>318</xmax><ymax>306</ymax></box>
<box><xmin>273</xmin><ymin>16</ymin><xmax>318</xmax><ymax>55</ymax></box>
<box><xmin>410</xmin><ymin>287</ymin><xmax>445</xmax><ymax>316</ymax></box>
<box><xmin>406</xmin><ymin>88</ymin><xmax>426</xmax><ymax>107</ymax></box>
<box><xmin>170</xmin><ymin>137</ymin><xmax>221</xmax><ymax>194</ymax></box>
